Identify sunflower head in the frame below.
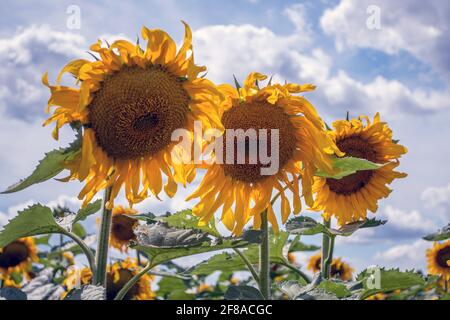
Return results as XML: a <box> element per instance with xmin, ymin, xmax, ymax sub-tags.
<box><xmin>109</xmin><ymin>205</ymin><xmax>139</xmax><ymax>252</ymax></box>
<box><xmin>107</xmin><ymin>258</ymin><xmax>154</xmax><ymax>300</ymax></box>
<box><xmin>197</xmin><ymin>283</ymin><xmax>213</xmax><ymax>294</ymax></box>
<box><xmin>427</xmin><ymin>240</ymin><xmax>450</xmax><ymax>281</ymax></box>
<box><xmin>43</xmin><ymin>22</ymin><xmax>222</xmax><ymax>210</ymax></box>
<box><xmin>330</xmin><ymin>257</ymin><xmax>354</xmax><ymax>281</ymax></box>
<box><xmin>306</xmin><ymin>253</ymin><xmax>322</xmax><ymax>273</ymax></box>
<box><xmin>188</xmin><ymin>72</ymin><xmax>342</xmax><ymax>235</ymax></box>
<box><xmin>312</xmin><ymin>113</ymin><xmax>407</xmax><ymax>225</ymax></box>
<box><xmin>64</xmin><ymin>258</ymin><xmax>154</xmax><ymax>300</ymax></box>
<box><xmin>287</xmin><ymin>252</ymin><xmax>297</xmax><ymax>264</ymax></box>
<box><xmin>0</xmin><ymin>237</ymin><xmax>38</xmax><ymax>275</ymax></box>
<box><xmin>306</xmin><ymin>253</ymin><xmax>353</xmax><ymax>281</ymax></box>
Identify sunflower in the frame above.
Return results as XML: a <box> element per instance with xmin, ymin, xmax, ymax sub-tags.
<box><xmin>64</xmin><ymin>258</ymin><xmax>154</xmax><ymax>300</ymax></box>
<box><xmin>287</xmin><ymin>252</ymin><xmax>296</xmax><ymax>264</ymax></box>
<box><xmin>43</xmin><ymin>22</ymin><xmax>222</xmax><ymax>209</ymax></box>
<box><xmin>366</xmin><ymin>293</ymin><xmax>387</xmax><ymax>300</ymax></box>
<box><xmin>62</xmin><ymin>251</ymin><xmax>75</xmax><ymax>265</ymax></box>
<box><xmin>311</xmin><ymin>113</ymin><xmax>407</xmax><ymax>225</ymax></box>
<box><xmin>0</xmin><ymin>237</ymin><xmax>38</xmax><ymax>275</ymax></box>
<box><xmin>187</xmin><ymin>72</ymin><xmax>342</xmax><ymax>235</ymax></box>
<box><xmin>109</xmin><ymin>205</ymin><xmax>139</xmax><ymax>252</ymax></box>
<box><xmin>427</xmin><ymin>240</ymin><xmax>450</xmax><ymax>282</ymax></box>
<box><xmin>196</xmin><ymin>283</ymin><xmax>213</xmax><ymax>294</ymax></box>
<box><xmin>306</xmin><ymin>253</ymin><xmax>322</xmax><ymax>273</ymax></box>
<box><xmin>306</xmin><ymin>253</ymin><xmax>354</xmax><ymax>281</ymax></box>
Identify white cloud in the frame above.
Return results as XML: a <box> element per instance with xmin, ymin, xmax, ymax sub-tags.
<box><xmin>380</xmin><ymin>205</ymin><xmax>437</xmax><ymax>234</ymax></box>
<box><xmin>421</xmin><ymin>183</ymin><xmax>450</xmax><ymax>208</ymax></box>
<box><xmin>320</xmin><ymin>0</ymin><xmax>450</xmax><ymax>82</ymax></box>
<box><xmin>193</xmin><ymin>22</ymin><xmax>449</xmax><ymax>116</ymax></box>
<box><xmin>0</xmin><ymin>25</ymin><xmax>90</xmax><ymax>119</ymax></box>
<box><xmin>374</xmin><ymin>239</ymin><xmax>429</xmax><ymax>270</ymax></box>
<box><xmin>0</xmin><ymin>24</ymin><xmax>85</xmax><ymax>65</ymax></box>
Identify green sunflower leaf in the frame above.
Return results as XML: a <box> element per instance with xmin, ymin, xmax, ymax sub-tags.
<box><xmin>0</xmin><ymin>287</ymin><xmax>27</xmax><ymax>300</ymax></box>
<box><xmin>285</xmin><ymin>216</ymin><xmax>333</xmax><ymax>236</ymax></box>
<box><xmin>286</xmin><ymin>216</ymin><xmax>386</xmax><ymax>237</ymax></box>
<box><xmin>356</xmin><ymin>267</ymin><xmax>426</xmax><ymax>300</ymax></box>
<box><xmin>189</xmin><ymin>231</ymin><xmax>309</xmax><ymax>284</ymax></box>
<box><xmin>1</xmin><ymin>135</ymin><xmax>81</xmax><ymax>194</ymax></box>
<box><xmin>33</xmin><ymin>234</ymin><xmax>52</xmax><ymax>246</ymax></box>
<box><xmin>134</xmin><ymin>222</ymin><xmax>260</xmax><ymax>269</ymax></box>
<box><xmin>423</xmin><ymin>223</ymin><xmax>450</xmax><ymax>241</ymax></box>
<box><xmin>159</xmin><ymin>209</ymin><xmax>221</xmax><ymax>238</ymax></box>
<box><xmin>317</xmin><ymin>280</ymin><xmax>352</xmax><ymax>299</ymax></box>
<box><xmin>337</xmin><ymin>218</ymin><xmax>387</xmax><ymax>236</ymax></box>
<box><xmin>64</xmin><ymin>285</ymin><xmax>105</xmax><ymax>300</ymax></box>
<box><xmin>315</xmin><ymin>156</ymin><xmax>382</xmax><ymax>179</ymax></box>
<box><xmin>224</xmin><ymin>285</ymin><xmax>264</xmax><ymax>300</ymax></box>
<box><xmin>73</xmin><ymin>199</ymin><xmax>102</xmax><ymax>224</ymax></box>
<box><xmin>288</xmin><ymin>238</ymin><xmax>320</xmax><ymax>252</ymax></box>
<box><xmin>0</xmin><ymin>204</ymin><xmax>66</xmax><ymax>247</ymax></box>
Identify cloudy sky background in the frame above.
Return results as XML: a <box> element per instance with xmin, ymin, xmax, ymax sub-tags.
<box><xmin>0</xmin><ymin>0</ymin><xmax>449</xmax><ymax>276</ymax></box>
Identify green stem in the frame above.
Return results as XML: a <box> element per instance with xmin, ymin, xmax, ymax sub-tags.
<box><xmin>259</xmin><ymin>210</ymin><xmax>270</xmax><ymax>300</ymax></box>
<box><xmin>114</xmin><ymin>261</ymin><xmax>152</xmax><ymax>300</ymax></box>
<box><xmin>321</xmin><ymin>219</ymin><xmax>331</xmax><ymax>279</ymax></box>
<box><xmin>62</xmin><ymin>230</ymin><xmax>96</xmax><ymax>274</ymax></box>
<box><xmin>233</xmin><ymin>248</ymin><xmax>260</xmax><ymax>284</ymax></box>
<box><xmin>281</xmin><ymin>262</ymin><xmax>311</xmax><ymax>284</ymax></box>
<box><xmin>323</xmin><ymin>235</ymin><xmax>335</xmax><ymax>279</ymax></box>
<box><xmin>93</xmin><ymin>186</ymin><xmax>113</xmax><ymax>286</ymax></box>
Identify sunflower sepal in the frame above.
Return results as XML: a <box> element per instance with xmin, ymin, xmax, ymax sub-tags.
<box><xmin>423</xmin><ymin>223</ymin><xmax>450</xmax><ymax>241</ymax></box>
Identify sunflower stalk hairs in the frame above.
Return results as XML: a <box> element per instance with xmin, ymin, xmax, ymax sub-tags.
<box><xmin>0</xmin><ymin>21</ymin><xmax>416</xmax><ymax>301</ymax></box>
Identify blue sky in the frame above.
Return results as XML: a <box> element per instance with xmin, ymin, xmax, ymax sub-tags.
<box><xmin>0</xmin><ymin>0</ymin><xmax>449</xmax><ymax>275</ymax></box>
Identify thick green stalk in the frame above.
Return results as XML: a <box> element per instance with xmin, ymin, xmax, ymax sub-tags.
<box><xmin>321</xmin><ymin>219</ymin><xmax>331</xmax><ymax>279</ymax></box>
<box><xmin>323</xmin><ymin>235</ymin><xmax>335</xmax><ymax>278</ymax></box>
<box><xmin>259</xmin><ymin>210</ymin><xmax>270</xmax><ymax>300</ymax></box>
<box><xmin>93</xmin><ymin>186</ymin><xmax>113</xmax><ymax>286</ymax></box>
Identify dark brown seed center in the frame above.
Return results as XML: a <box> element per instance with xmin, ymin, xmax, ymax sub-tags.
<box><xmin>111</xmin><ymin>214</ymin><xmax>137</xmax><ymax>242</ymax></box>
<box><xmin>0</xmin><ymin>241</ymin><xmax>29</xmax><ymax>269</ymax></box>
<box><xmin>88</xmin><ymin>65</ymin><xmax>190</xmax><ymax>160</ymax></box>
<box><xmin>436</xmin><ymin>246</ymin><xmax>450</xmax><ymax>269</ymax></box>
<box><xmin>326</xmin><ymin>136</ymin><xmax>377</xmax><ymax>195</ymax></box>
<box><xmin>221</xmin><ymin>101</ymin><xmax>296</xmax><ymax>183</ymax></box>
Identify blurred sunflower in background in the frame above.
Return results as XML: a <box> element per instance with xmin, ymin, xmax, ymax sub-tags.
<box><xmin>307</xmin><ymin>253</ymin><xmax>322</xmax><ymax>273</ymax></box>
<box><xmin>427</xmin><ymin>240</ymin><xmax>450</xmax><ymax>284</ymax></box>
<box><xmin>109</xmin><ymin>205</ymin><xmax>138</xmax><ymax>252</ymax></box>
<box><xmin>306</xmin><ymin>253</ymin><xmax>354</xmax><ymax>281</ymax></box>
<box><xmin>43</xmin><ymin>22</ymin><xmax>222</xmax><ymax>209</ymax></box>
<box><xmin>0</xmin><ymin>237</ymin><xmax>38</xmax><ymax>275</ymax></box>
<box><xmin>188</xmin><ymin>72</ymin><xmax>342</xmax><ymax>235</ymax></box>
<box><xmin>64</xmin><ymin>258</ymin><xmax>154</xmax><ymax>300</ymax></box>
<box><xmin>312</xmin><ymin>113</ymin><xmax>407</xmax><ymax>225</ymax></box>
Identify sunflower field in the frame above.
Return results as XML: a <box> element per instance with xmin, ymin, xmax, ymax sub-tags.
<box><xmin>0</xmin><ymin>12</ymin><xmax>449</xmax><ymax>304</ymax></box>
